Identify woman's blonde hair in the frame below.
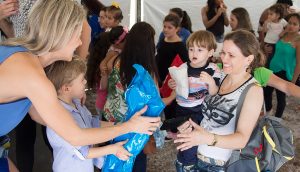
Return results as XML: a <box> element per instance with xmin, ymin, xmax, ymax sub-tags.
<box><xmin>2</xmin><ymin>0</ymin><xmax>86</xmax><ymax>55</ymax></box>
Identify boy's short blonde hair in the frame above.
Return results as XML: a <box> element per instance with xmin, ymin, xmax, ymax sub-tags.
<box><xmin>186</xmin><ymin>30</ymin><xmax>217</xmax><ymax>51</ymax></box>
<box><xmin>46</xmin><ymin>56</ymin><xmax>87</xmax><ymax>91</ymax></box>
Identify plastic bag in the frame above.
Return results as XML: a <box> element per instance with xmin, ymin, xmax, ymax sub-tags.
<box><xmin>102</xmin><ymin>64</ymin><xmax>165</xmax><ymax>172</ymax></box>
<box><xmin>159</xmin><ymin>54</ymin><xmax>184</xmax><ymax>98</ymax></box>
<box><xmin>168</xmin><ymin>63</ymin><xmax>189</xmax><ymax>99</ymax></box>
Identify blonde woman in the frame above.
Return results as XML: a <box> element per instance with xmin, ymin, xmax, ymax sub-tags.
<box><xmin>0</xmin><ymin>0</ymin><xmax>160</xmax><ymax>171</ymax></box>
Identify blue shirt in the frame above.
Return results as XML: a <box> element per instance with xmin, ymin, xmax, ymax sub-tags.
<box><xmin>0</xmin><ymin>45</ymin><xmax>32</xmax><ymax>136</ymax></box>
<box><xmin>46</xmin><ymin>99</ymin><xmax>103</xmax><ymax>172</ymax></box>
<box><xmin>88</xmin><ymin>14</ymin><xmax>104</xmax><ymax>44</ymax></box>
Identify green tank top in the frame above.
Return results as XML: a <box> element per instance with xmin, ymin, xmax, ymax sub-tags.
<box><xmin>269</xmin><ymin>40</ymin><xmax>296</xmax><ymax>81</ymax></box>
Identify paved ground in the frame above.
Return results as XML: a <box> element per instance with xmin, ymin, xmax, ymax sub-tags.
<box><xmin>7</xmin><ymin>90</ymin><xmax>300</xmax><ymax>172</ymax></box>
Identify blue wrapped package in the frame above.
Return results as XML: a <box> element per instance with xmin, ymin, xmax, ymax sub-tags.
<box><xmin>102</xmin><ymin>64</ymin><xmax>165</xmax><ymax>172</ymax></box>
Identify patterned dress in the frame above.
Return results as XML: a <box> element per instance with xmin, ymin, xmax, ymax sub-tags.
<box><xmin>103</xmin><ymin>60</ymin><xmax>128</xmax><ymax>123</ymax></box>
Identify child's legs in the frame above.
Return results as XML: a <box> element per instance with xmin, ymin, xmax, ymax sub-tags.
<box><xmin>164</xmin><ymin>100</ymin><xmax>177</xmax><ymax>120</ymax></box>
<box><xmin>177</xmin><ymin>146</ymin><xmax>198</xmax><ymax>167</ymax></box>
<box><xmin>176</xmin><ymin>105</ymin><xmax>203</xmax><ymax>124</ymax></box>
<box><xmin>165</xmin><ymin>101</ymin><xmax>177</xmax><ymax>133</ymax></box>
<box><xmin>176</xmin><ymin>107</ymin><xmax>203</xmax><ymax>167</ymax></box>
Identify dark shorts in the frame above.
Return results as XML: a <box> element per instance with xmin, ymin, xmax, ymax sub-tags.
<box><xmin>0</xmin><ymin>158</ymin><xmax>9</xmax><ymax>172</ymax></box>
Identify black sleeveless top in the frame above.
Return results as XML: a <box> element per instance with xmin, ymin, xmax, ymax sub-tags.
<box><xmin>206</xmin><ymin>8</ymin><xmax>225</xmax><ymax>37</ymax></box>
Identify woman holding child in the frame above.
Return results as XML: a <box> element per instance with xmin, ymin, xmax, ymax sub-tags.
<box><xmin>175</xmin><ymin>30</ymin><xmax>265</xmax><ymax>171</ymax></box>
<box><xmin>0</xmin><ymin>0</ymin><xmax>160</xmax><ymax>171</ymax></box>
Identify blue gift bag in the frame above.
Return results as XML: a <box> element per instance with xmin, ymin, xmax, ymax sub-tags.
<box><xmin>102</xmin><ymin>64</ymin><xmax>165</xmax><ymax>172</ymax></box>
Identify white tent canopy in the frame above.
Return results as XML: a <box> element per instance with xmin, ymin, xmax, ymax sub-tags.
<box><xmin>101</xmin><ymin>0</ymin><xmax>300</xmax><ymax>42</ymax></box>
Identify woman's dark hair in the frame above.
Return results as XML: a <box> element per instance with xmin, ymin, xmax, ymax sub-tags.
<box><xmin>224</xmin><ymin>30</ymin><xmax>266</xmax><ymax>72</ymax></box>
<box><xmin>276</xmin><ymin>0</ymin><xmax>293</xmax><ymax>6</ymax></box>
<box><xmin>285</xmin><ymin>12</ymin><xmax>300</xmax><ymax>25</ymax></box>
<box><xmin>170</xmin><ymin>8</ymin><xmax>193</xmax><ymax>33</ymax></box>
<box><xmin>87</xmin><ymin>26</ymin><xmax>128</xmax><ymax>88</ymax></box>
<box><xmin>231</xmin><ymin>8</ymin><xmax>254</xmax><ymax>33</ymax></box>
<box><xmin>109</xmin><ymin>26</ymin><xmax>127</xmax><ymax>44</ymax></box>
<box><xmin>81</xmin><ymin>0</ymin><xmax>105</xmax><ymax>15</ymax></box>
<box><xmin>86</xmin><ymin>32</ymin><xmax>111</xmax><ymax>88</ymax></box>
<box><xmin>164</xmin><ymin>14</ymin><xmax>181</xmax><ymax>28</ymax></box>
<box><xmin>119</xmin><ymin>22</ymin><xmax>159</xmax><ymax>87</ymax></box>
<box><xmin>207</xmin><ymin>0</ymin><xmax>218</xmax><ymax>17</ymax></box>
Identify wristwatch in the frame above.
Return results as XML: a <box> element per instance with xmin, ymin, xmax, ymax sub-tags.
<box><xmin>208</xmin><ymin>134</ymin><xmax>218</xmax><ymax>146</ymax></box>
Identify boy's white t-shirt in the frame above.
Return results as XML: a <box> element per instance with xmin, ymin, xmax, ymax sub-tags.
<box><xmin>264</xmin><ymin>19</ymin><xmax>287</xmax><ymax>44</ymax></box>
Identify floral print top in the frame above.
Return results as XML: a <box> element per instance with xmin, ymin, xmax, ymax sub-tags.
<box><xmin>103</xmin><ymin>60</ymin><xmax>128</xmax><ymax>123</ymax></box>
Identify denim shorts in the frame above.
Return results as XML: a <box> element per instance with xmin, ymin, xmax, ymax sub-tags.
<box><xmin>175</xmin><ymin>158</ymin><xmax>226</xmax><ymax>172</ymax></box>
<box><xmin>175</xmin><ymin>159</ymin><xmax>197</xmax><ymax>172</ymax></box>
<box><xmin>196</xmin><ymin>159</ymin><xmax>226</xmax><ymax>172</ymax></box>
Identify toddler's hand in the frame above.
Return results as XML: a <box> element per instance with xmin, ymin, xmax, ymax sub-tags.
<box><xmin>200</xmin><ymin>71</ymin><xmax>215</xmax><ymax>87</ymax></box>
<box><xmin>168</xmin><ymin>79</ymin><xmax>176</xmax><ymax>90</ymax></box>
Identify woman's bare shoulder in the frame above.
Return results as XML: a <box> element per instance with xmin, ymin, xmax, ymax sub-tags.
<box><xmin>5</xmin><ymin>52</ymin><xmax>44</xmax><ymax>74</ymax></box>
<box><xmin>0</xmin><ymin>52</ymin><xmax>48</xmax><ymax>99</ymax></box>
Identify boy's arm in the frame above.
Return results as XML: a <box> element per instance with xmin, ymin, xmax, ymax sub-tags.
<box><xmin>87</xmin><ymin>140</ymin><xmax>131</xmax><ymax>160</ymax></box>
<box><xmin>100</xmin><ymin>121</ymin><xmax>114</xmax><ymax>127</ymax></box>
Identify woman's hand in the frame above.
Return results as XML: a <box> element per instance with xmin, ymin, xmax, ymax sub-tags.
<box><xmin>174</xmin><ymin>119</ymin><xmax>211</xmax><ymax>151</ymax></box>
<box><xmin>0</xmin><ymin>0</ymin><xmax>18</xmax><ymax>20</ymax></box>
<box><xmin>177</xmin><ymin>120</ymin><xmax>193</xmax><ymax>134</ymax></box>
<box><xmin>127</xmin><ymin>106</ymin><xmax>161</xmax><ymax>135</ymax></box>
<box><xmin>216</xmin><ymin>7</ymin><xmax>224</xmax><ymax>17</ymax></box>
<box><xmin>112</xmin><ymin>140</ymin><xmax>132</xmax><ymax>161</ymax></box>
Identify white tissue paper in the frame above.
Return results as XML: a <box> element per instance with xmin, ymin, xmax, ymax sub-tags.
<box><xmin>168</xmin><ymin>63</ymin><xmax>189</xmax><ymax>99</ymax></box>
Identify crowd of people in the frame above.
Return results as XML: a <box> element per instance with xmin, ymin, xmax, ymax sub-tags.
<box><xmin>0</xmin><ymin>0</ymin><xmax>299</xmax><ymax>171</ymax></box>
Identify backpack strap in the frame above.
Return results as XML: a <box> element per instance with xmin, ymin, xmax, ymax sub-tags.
<box><xmin>234</xmin><ymin>82</ymin><xmax>256</xmax><ymax>129</ymax></box>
